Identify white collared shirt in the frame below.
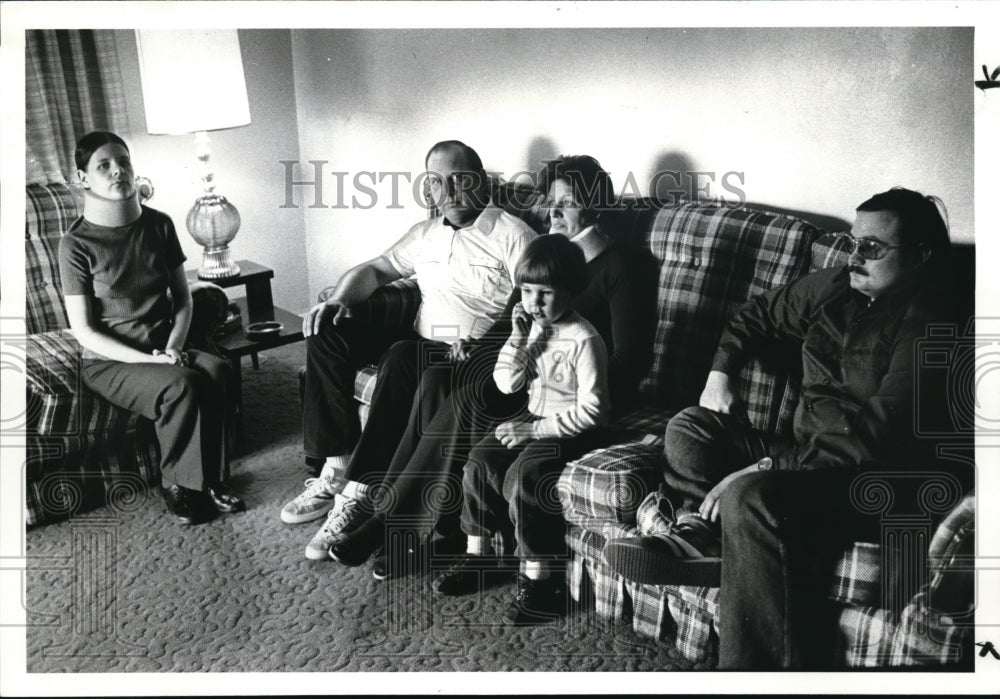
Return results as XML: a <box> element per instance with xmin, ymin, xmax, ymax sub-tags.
<box><xmin>385</xmin><ymin>205</ymin><xmax>536</xmax><ymax>341</ymax></box>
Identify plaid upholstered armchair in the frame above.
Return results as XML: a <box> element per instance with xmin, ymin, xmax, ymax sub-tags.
<box><xmin>24</xmin><ymin>182</ymin><xmax>229</xmax><ymax>526</ymax></box>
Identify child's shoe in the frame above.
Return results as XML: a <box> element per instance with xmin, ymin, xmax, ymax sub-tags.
<box><xmin>431</xmin><ymin>553</ymin><xmax>508</xmax><ymax>596</ymax></box>
<box><xmin>501</xmin><ymin>573</ymin><xmax>566</xmax><ymax>626</ymax></box>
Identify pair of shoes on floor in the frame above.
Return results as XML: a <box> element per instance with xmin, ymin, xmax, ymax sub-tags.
<box><xmin>328</xmin><ymin>514</ymin><xmax>385</xmax><ymax>567</ymax></box>
<box><xmin>604</xmin><ymin>513</ymin><xmax>721</xmax><ymax>586</ymax></box>
<box><xmin>280</xmin><ymin>471</ymin><xmax>343</xmax><ymax>524</ymax></box>
<box><xmin>304</xmin><ymin>493</ymin><xmax>369</xmax><ymax>560</ymax></box>
<box><xmin>431</xmin><ymin>553</ymin><xmax>512</xmax><ymax>596</ymax></box>
<box><xmin>502</xmin><ymin>573</ymin><xmax>567</xmax><ymax>626</ymax></box>
<box><xmin>161</xmin><ymin>482</ymin><xmax>247</xmax><ymax>525</ymax></box>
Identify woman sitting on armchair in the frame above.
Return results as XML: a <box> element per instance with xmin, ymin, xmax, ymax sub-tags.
<box><xmin>59</xmin><ymin>130</ymin><xmax>244</xmax><ymax>525</ymax></box>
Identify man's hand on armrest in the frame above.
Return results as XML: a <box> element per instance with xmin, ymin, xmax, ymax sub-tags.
<box><xmin>302</xmin><ymin>256</ymin><xmax>403</xmax><ymax>337</ymax></box>
<box><xmin>302</xmin><ymin>299</ymin><xmax>352</xmax><ymax>337</ymax></box>
<box><xmin>699</xmin><ymin>370</ymin><xmax>744</xmax><ymax>417</ymax></box>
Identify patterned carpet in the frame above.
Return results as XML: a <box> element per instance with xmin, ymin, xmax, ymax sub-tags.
<box><xmin>25</xmin><ymin>343</ymin><xmax>698</xmax><ymax>673</ymax></box>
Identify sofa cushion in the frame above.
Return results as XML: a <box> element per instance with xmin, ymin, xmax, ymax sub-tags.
<box><xmin>638</xmin><ymin>203</ymin><xmax>821</xmax><ymax>435</ymax></box>
<box><xmin>26</xmin><ymin>329</ymin><xmax>141</xmax><ymax>437</ymax></box>
<box><xmin>26</xmin><ymin>182</ymin><xmax>78</xmax><ymax>335</ymax></box>
<box><xmin>559</xmin><ymin>436</ymin><xmax>663</xmax><ymax>529</ymax></box>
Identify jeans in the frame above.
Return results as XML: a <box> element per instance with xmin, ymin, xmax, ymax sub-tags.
<box><xmin>663</xmin><ymin>406</ymin><xmax>877</xmax><ymax>669</ymax></box>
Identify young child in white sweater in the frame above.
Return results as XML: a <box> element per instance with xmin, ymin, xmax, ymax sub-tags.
<box><xmin>431</xmin><ymin>234</ymin><xmax>610</xmax><ymax>625</ymax></box>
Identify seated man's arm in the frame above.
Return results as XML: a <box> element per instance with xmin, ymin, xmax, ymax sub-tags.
<box><xmin>703</xmin><ymin>271</ymin><xmax>831</xmax><ymax>419</ymax></box>
<box><xmin>302</xmin><ymin>255</ymin><xmax>403</xmax><ymax>337</ymax></box>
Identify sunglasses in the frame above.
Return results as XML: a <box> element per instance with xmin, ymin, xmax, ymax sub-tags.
<box><xmin>837</xmin><ymin>233</ymin><xmax>916</xmax><ymax>261</ymax></box>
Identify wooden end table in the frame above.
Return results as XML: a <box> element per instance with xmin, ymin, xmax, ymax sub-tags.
<box><xmin>188</xmin><ymin>260</ymin><xmax>305</xmax><ymax>436</ymax></box>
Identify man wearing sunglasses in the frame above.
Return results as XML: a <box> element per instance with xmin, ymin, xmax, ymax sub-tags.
<box><xmin>605</xmin><ymin>187</ymin><xmax>964</xmax><ymax>669</ymax></box>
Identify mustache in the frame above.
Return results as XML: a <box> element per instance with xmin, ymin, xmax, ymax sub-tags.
<box><xmin>848</xmin><ymin>265</ymin><xmax>867</xmax><ymax>275</ymax></box>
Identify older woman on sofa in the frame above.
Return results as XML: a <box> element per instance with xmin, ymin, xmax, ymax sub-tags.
<box><xmin>59</xmin><ymin>131</ymin><xmax>244</xmax><ymax>525</ymax></box>
<box><xmin>313</xmin><ymin>155</ymin><xmax>657</xmax><ymax>584</ymax></box>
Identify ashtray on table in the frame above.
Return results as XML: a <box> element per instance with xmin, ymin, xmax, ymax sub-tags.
<box><xmin>246</xmin><ymin>321</ymin><xmax>283</xmax><ymax>340</ymax></box>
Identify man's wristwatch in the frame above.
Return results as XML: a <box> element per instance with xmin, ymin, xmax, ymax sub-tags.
<box><xmin>756</xmin><ymin>457</ymin><xmax>774</xmax><ymax>471</ymax></box>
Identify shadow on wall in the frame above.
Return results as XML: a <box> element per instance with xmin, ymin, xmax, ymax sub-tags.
<box><xmin>652</xmin><ymin>149</ymin><xmax>852</xmax><ymax>233</ymax></box>
<box><xmin>521</xmin><ymin>136</ymin><xmax>559</xmax><ymax>183</ymax></box>
<box><xmin>650</xmin><ymin>150</ymin><xmax>697</xmax><ymax>206</ymax></box>
<box><xmin>742</xmin><ymin>202</ymin><xmax>851</xmax><ymax>235</ymax></box>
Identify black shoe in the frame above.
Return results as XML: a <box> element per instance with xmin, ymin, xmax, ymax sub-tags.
<box><xmin>207</xmin><ymin>482</ymin><xmax>246</xmax><ymax>513</ymax></box>
<box><xmin>502</xmin><ymin>574</ymin><xmax>566</xmax><ymax>626</ymax></box>
<box><xmin>371</xmin><ymin>534</ymin><xmax>430</xmax><ymax>581</ymax></box>
<box><xmin>603</xmin><ymin>536</ymin><xmax>721</xmax><ymax>587</ymax></box>
<box><xmin>160</xmin><ymin>484</ymin><xmax>211</xmax><ymax>525</ymax></box>
<box><xmin>431</xmin><ymin>553</ymin><xmax>509</xmax><ymax>596</ymax></box>
<box><xmin>329</xmin><ymin>515</ymin><xmax>384</xmax><ymax>567</ymax></box>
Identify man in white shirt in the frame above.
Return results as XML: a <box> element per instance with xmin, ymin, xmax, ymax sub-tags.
<box><xmin>283</xmin><ymin>140</ymin><xmax>537</xmax><ymax>561</ymax></box>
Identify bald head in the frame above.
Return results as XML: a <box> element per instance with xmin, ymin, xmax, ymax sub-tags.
<box><xmin>425</xmin><ymin>140</ymin><xmax>485</xmax><ymax>174</ymax></box>
<box><xmin>424</xmin><ymin>140</ymin><xmax>489</xmax><ymax>227</ymax></box>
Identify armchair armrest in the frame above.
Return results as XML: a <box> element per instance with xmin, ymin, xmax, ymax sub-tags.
<box><xmin>317</xmin><ymin>278</ymin><xmax>421</xmax><ymax>330</ymax></box>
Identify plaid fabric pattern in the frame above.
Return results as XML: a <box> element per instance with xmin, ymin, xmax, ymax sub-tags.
<box><xmin>837</xmin><ymin>605</ymin><xmax>897</xmax><ymax>666</ymax></box>
<box><xmin>631</xmin><ymin>581</ymin><xmax>720</xmax><ymax>663</ymax></box>
<box><xmin>829</xmin><ymin>542</ymin><xmax>885</xmax><ymax>607</ymax></box>
<box><xmin>25</xmin><ymin>428</ymin><xmax>161</xmax><ymax>527</ymax></box>
<box><xmin>25</xmin><ymin>330</ymin><xmax>83</xmax><ymax>435</ymax></box>
<box><xmin>811</xmin><ymin>231</ymin><xmax>852</xmax><ymax>272</ymax></box>
<box><xmin>639</xmin><ymin>203</ymin><xmax>820</xmax><ymax>435</ymax></box>
<box><xmin>635</xmin><ymin>488</ymin><xmax>673</xmax><ymax>538</ymax></box>
<box><xmin>354</xmin><ymin>366</ymin><xmax>379</xmax><ymax>407</ymax></box>
<box><xmin>566</xmin><ymin>525</ymin><xmax>635</xmax><ymax>624</ymax></box>
<box><xmin>26</xmin><ymin>182</ymin><xmax>77</xmax><ymax>334</ymax></box>
<box><xmin>608</xmin><ymin>403</ymin><xmax>673</xmax><ymax>440</ymax></box>
<box><xmin>558</xmin><ymin>438</ymin><xmax>663</xmax><ymax>529</ymax></box>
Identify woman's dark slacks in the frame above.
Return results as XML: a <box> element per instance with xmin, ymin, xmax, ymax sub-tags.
<box><xmin>81</xmin><ymin>349</ymin><xmax>232</xmax><ymax>491</ymax></box>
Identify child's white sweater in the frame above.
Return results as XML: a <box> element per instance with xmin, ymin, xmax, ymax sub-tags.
<box><xmin>493</xmin><ymin>310</ymin><xmax>610</xmax><ymax>439</ymax></box>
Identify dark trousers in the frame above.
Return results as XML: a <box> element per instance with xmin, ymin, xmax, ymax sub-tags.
<box><xmin>664</xmin><ymin>406</ymin><xmax>877</xmax><ymax>669</ymax></box>
<box><xmin>461</xmin><ymin>429</ymin><xmax>605</xmax><ymax>561</ymax></box>
<box><xmin>81</xmin><ymin>350</ymin><xmax>232</xmax><ymax>492</ymax></box>
<box><xmin>373</xmin><ymin>363</ymin><xmax>528</xmax><ymax>539</ymax></box>
<box><xmin>301</xmin><ymin>316</ymin><xmax>429</xmax><ymax>465</ymax></box>
<box><xmin>663</xmin><ymin>405</ymin><xmax>772</xmax><ymax>516</ymax></box>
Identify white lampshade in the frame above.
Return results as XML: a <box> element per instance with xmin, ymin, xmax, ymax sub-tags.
<box><xmin>136</xmin><ymin>29</ymin><xmax>251</xmax><ymax>135</ymax></box>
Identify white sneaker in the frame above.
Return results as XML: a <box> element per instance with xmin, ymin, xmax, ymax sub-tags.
<box><xmin>280</xmin><ymin>473</ymin><xmax>341</xmax><ymax>524</ymax></box>
<box><xmin>304</xmin><ymin>494</ymin><xmax>367</xmax><ymax>560</ymax></box>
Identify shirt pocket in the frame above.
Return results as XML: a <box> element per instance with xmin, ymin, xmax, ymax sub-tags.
<box><xmin>464</xmin><ymin>256</ymin><xmax>509</xmax><ymax>297</ymax></box>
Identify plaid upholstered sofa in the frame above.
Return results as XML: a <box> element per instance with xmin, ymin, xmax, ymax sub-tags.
<box><xmin>24</xmin><ymin>182</ymin><xmax>229</xmax><ymax>527</ymax></box>
<box><xmin>331</xmin><ymin>193</ymin><xmax>975</xmax><ymax>668</ymax></box>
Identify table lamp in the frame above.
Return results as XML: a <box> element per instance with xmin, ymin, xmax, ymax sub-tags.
<box><xmin>136</xmin><ymin>29</ymin><xmax>251</xmax><ymax>279</ymax></box>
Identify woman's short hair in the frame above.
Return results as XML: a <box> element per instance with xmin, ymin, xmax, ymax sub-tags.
<box><xmin>514</xmin><ymin>234</ymin><xmax>588</xmax><ymax>296</ymax></box>
<box><xmin>537</xmin><ymin>154</ymin><xmax>616</xmax><ymax>220</ymax></box>
<box><xmin>856</xmin><ymin>187</ymin><xmax>951</xmax><ymax>255</ymax></box>
<box><xmin>75</xmin><ymin>131</ymin><xmax>129</xmax><ymax>172</ymax></box>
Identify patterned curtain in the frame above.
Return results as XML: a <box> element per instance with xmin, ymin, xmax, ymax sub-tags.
<box><xmin>26</xmin><ymin>30</ymin><xmax>130</xmax><ymax>184</ymax></box>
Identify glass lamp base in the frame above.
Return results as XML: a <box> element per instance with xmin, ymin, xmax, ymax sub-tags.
<box><xmin>197</xmin><ymin>245</ymin><xmax>240</xmax><ymax>279</ymax></box>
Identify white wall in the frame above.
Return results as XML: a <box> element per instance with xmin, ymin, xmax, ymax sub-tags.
<box><xmin>115</xmin><ymin>29</ymin><xmax>310</xmax><ymax>312</ymax></box>
<box><xmin>291</xmin><ymin>27</ymin><xmax>973</xmax><ymax>302</ymax></box>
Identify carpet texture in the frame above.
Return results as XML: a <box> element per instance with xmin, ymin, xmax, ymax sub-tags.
<box><xmin>25</xmin><ymin>343</ymin><xmax>698</xmax><ymax>672</ymax></box>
